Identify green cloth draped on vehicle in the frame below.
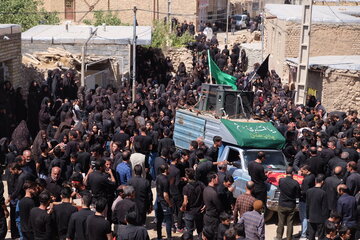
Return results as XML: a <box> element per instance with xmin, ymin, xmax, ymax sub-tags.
<box><xmin>220</xmin><ymin>119</ymin><xmax>286</xmax><ymax>149</ymax></box>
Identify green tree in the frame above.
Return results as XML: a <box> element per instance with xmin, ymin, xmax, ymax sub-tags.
<box><xmin>83</xmin><ymin>11</ymin><xmax>128</xmax><ymax>26</ymax></box>
<box><xmin>0</xmin><ymin>0</ymin><xmax>59</xmax><ymax>31</ymax></box>
<box><xmin>151</xmin><ymin>21</ymin><xmax>195</xmax><ymax>49</ymax></box>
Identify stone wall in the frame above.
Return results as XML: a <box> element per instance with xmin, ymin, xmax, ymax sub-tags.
<box><xmin>241</xmin><ymin>42</ymin><xmax>262</xmax><ymax>71</ymax></box>
<box><xmin>0</xmin><ymin>31</ymin><xmax>23</xmax><ymax>88</ymax></box>
<box><xmin>264</xmin><ymin>17</ymin><xmax>360</xmax><ymax>79</ymax></box>
<box><xmin>321</xmin><ymin>69</ymin><xmax>360</xmax><ymax>112</ymax></box>
<box><xmin>165</xmin><ymin>47</ymin><xmax>193</xmax><ymax>73</ymax></box>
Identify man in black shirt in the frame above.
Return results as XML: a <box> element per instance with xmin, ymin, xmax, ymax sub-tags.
<box><xmin>86</xmin><ymin>198</ymin><xmax>112</xmax><ymax>240</ymax></box>
<box><xmin>0</xmin><ymin>171</ymin><xmax>9</xmax><ymax>240</ymax></box>
<box><xmin>293</xmin><ymin>144</ymin><xmax>308</xmax><ymax>172</ymax></box>
<box><xmin>169</xmin><ymin>152</ymin><xmax>184</xmax><ymax>232</ymax></box>
<box><xmin>117</xmin><ymin>211</ymin><xmax>149</xmax><ymax>240</ymax></box>
<box><xmin>52</xmin><ymin>187</ymin><xmax>78</xmax><ymax>240</ymax></box>
<box><xmin>218</xmin><ymin>174</ymin><xmax>235</xmax><ymax>213</ymax></box>
<box><xmin>67</xmin><ymin>193</ymin><xmax>94</xmax><ymax>240</ymax></box>
<box><xmin>306</xmin><ymin>147</ymin><xmax>325</xmax><ymax>175</ymax></box>
<box><xmin>18</xmin><ymin>181</ymin><xmax>36</xmax><ymax>240</ymax></box>
<box><xmin>154</xmin><ymin>148</ymin><xmax>169</xmax><ymax>177</ymax></box>
<box><xmin>247</xmin><ymin>152</ymin><xmax>271</xmax><ymax>204</ymax></box>
<box><xmin>275</xmin><ymin>167</ymin><xmax>301</xmax><ymax>240</ymax></box>
<box><xmin>345</xmin><ymin>161</ymin><xmax>360</xmax><ymax>196</ymax></box>
<box><xmin>298</xmin><ymin>164</ymin><xmax>315</xmax><ymax>239</ymax></box>
<box><xmin>45</xmin><ymin>166</ymin><xmax>63</xmax><ymax>201</ymax></box>
<box><xmin>157</xmin><ymin>128</ymin><xmax>175</xmax><ymax>155</ymax></box>
<box><xmin>156</xmin><ymin>164</ymin><xmax>173</xmax><ymax>240</ymax></box>
<box><xmin>306</xmin><ymin>174</ymin><xmax>329</xmax><ymax>240</ymax></box>
<box><xmin>29</xmin><ymin>191</ymin><xmax>53</xmax><ymax>240</ymax></box>
<box><xmin>86</xmin><ymin>159</ymin><xmax>116</xmax><ymax>200</ymax></box>
<box><xmin>133</xmin><ymin>126</ymin><xmax>152</xmax><ymax>156</ymax></box>
<box><xmin>180</xmin><ymin>168</ymin><xmax>205</xmax><ymax>238</ymax></box>
<box><xmin>112</xmin><ymin>186</ymin><xmax>138</xmax><ymax>227</ymax></box>
<box><xmin>8</xmin><ymin>163</ymin><xmax>35</xmax><ymax>202</ymax></box>
<box><xmin>323</xmin><ymin>166</ymin><xmax>343</xmax><ymax>211</ymax></box>
<box><xmin>203</xmin><ymin>172</ymin><xmax>224</xmax><ymax>240</ymax></box>
<box><xmin>128</xmin><ymin>165</ymin><xmax>153</xmax><ymax>225</ymax></box>
<box><xmin>77</xmin><ymin>142</ymin><xmax>91</xmax><ymax>173</ymax></box>
<box><xmin>195</xmin><ymin>149</ymin><xmax>226</xmax><ymax>185</ymax></box>
<box><xmin>206</xmin><ymin>136</ymin><xmax>222</xmax><ymax>162</ymax></box>
<box><xmin>112</xmin><ymin>124</ymin><xmax>130</xmax><ymax>149</ymax></box>
<box><xmin>63</xmin><ymin>130</ymin><xmax>79</xmax><ymax>161</ymax></box>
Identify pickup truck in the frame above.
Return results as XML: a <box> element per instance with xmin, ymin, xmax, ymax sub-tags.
<box><xmin>173</xmin><ymin>109</ymin><xmax>288</xmax><ymax>221</ymax></box>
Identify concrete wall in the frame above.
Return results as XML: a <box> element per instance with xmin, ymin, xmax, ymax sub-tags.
<box><xmin>22</xmin><ymin>42</ymin><xmax>131</xmax><ymax>73</ymax></box>
<box><xmin>321</xmin><ymin>69</ymin><xmax>360</xmax><ymax>112</ymax></box>
<box><xmin>0</xmin><ymin>32</ymin><xmax>23</xmax><ymax>88</ymax></box>
<box><xmin>264</xmin><ymin>17</ymin><xmax>360</xmax><ymax>79</ymax></box>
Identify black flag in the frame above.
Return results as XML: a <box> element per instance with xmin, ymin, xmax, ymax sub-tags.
<box><xmin>256</xmin><ymin>54</ymin><xmax>270</xmax><ymax>79</ymax></box>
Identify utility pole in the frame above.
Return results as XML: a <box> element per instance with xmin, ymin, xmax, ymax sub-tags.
<box><xmin>261</xmin><ymin>11</ymin><xmax>264</xmax><ymax>61</ymax></box>
<box><xmin>225</xmin><ymin>0</ymin><xmax>230</xmax><ymax>44</ymax></box>
<box><xmin>81</xmin><ymin>27</ymin><xmax>98</xmax><ymax>87</ymax></box>
<box><xmin>294</xmin><ymin>0</ymin><xmax>313</xmax><ymax>104</ymax></box>
<box><xmin>167</xmin><ymin>0</ymin><xmax>171</xmax><ymax>32</ymax></box>
<box><xmin>132</xmin><ymin>6</ymin><xmax>137</xmax><ymax>103</ymax></box>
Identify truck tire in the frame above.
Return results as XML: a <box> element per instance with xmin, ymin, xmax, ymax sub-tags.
<box><xmin>264</xmin><ymin>209</ymin><xmax>274</xmax><ymax>222</ymax></box>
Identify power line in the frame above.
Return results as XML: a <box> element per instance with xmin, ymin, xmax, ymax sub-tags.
<box><xmin>0</xmin><ymin>8</ymin><xmax>133</xmax><ymax>16</ymax></box>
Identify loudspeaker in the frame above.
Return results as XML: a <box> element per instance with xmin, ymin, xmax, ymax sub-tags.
<box><xmin>215</xmin><ymin>90</ymin><xmax>254</xmax><ymax>118</ymax></box>
<box><xmin>197</xmin><ymin>84</ymin><xmax>233</xmax><ymax>111</ymax></box>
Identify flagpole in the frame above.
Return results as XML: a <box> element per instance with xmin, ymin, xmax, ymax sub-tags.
<box><xmin>207</xmin><ymin>50</ymin><xmax>213</xmax><ymax>84</ymax></box>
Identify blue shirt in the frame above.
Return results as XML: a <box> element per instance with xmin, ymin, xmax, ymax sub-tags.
<box><xmin>116</xmin><ymin>162</ymin><xmax>132</xmax><ymax>185</ymax></box>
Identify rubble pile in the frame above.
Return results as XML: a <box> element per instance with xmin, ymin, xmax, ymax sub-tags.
<box><xmin>165</xmin><ymin>47</ymin><xmax>193</xmax><ymax>72</ymax></box>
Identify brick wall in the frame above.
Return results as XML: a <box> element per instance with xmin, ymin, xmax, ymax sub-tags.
<box><xmin>264</xmin><ymin>18</ymin><xmax>360</xmax><ymax>80</ymax></box>
<box><xmin>321</xmin><ymin>69</ymin><xmax>360</xmax><ymax>112</ymax></box>
<box><xmin>45</xmin><ymin>0</ymin><xmax>198</xmax><ymax>26</ymax></box>
<box><xmin>0</xmin><ymin>32</ymin><xmax>23</xmax><ymax>88</ymax></box>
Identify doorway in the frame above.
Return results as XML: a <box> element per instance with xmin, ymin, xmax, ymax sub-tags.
<box><xmin>65</xmin><ymin>0</ymin><xmax>75</xmax><ymax>20</ymax></box>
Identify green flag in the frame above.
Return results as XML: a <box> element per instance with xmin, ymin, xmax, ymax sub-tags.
<box><xmin>207</xmin><ymin>50</ymin><xmax>237</xmax><ymax>90</ymax></box>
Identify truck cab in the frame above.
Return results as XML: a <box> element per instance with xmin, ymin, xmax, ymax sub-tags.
<box><xmin>218</xmin><ymin>146</ymin><xmax>287</xmax><ymax>213</ymax></box>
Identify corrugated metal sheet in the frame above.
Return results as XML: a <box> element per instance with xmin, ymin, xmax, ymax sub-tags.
<box><xmin>173</xmin><ymin>110</ymin><xmax>206</xmax><ymax>149</ymax></box>
<box><xmin>204</xmin><ymin>118</ymin><xmax>221</xmax><ymax>147</ymax></box>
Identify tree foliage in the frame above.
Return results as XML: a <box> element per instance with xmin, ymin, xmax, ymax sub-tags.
<box><xmin>0</xmin><ymin>0</ymin><xmax>59</xmax><ymax>31</ymax></box>
<box><xmin>151</xmin><ymin>21</ymin><xmax>194</xmax><ymax>49</ymax></box>
<box><xmin>83</xmin><ymin>11</ymin><xmax>128</xmax><ymax>26</ymax></box>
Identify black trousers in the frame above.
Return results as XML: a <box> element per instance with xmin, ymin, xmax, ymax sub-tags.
<box><xmin>0</xmin><ymin>213</ymin><xmax>7</xmax><ymax>240</ymax></box>
<box><xmin>10</xmin><ymin>201</ymin><xmax>19</xmax><ymax>239</ymax></box>
<box><xmin>203</xmin><ymin>214</ymin><xmax>219</xmax><ymax>240</ymax></box>
<box><xmin>308</xmin><ymin>222</ymin><xmax>324</xmax><ymax>240</ymax></box>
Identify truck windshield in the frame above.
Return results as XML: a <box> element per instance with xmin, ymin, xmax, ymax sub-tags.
<box><xmin>243</xmin><ymin>151</ymin><xmax>287</xmax><ymax>171</ymax></box>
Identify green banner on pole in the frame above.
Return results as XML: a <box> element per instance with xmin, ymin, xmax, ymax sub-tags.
<box><xmin>207</xmin><ymin>50</ymin><xmax>237</xmax><ymax>90</ymax></box>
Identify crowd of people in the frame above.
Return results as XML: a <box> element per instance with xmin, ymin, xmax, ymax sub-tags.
<box><xmin>0</xmin><ymin>23</ymin><xmax>359</xmax><ymax>240</ymax></box>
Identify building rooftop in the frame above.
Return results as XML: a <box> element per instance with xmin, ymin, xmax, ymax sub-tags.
<box><xmin>0</xmin><ymin>24</ymin><xmax>21</xmax><ymax>36</ymax></box>
<box><xmin>286</xmin><ymin>55</ymin><xmax>360</xmax><ymax>70</ymax></box>
<box><xmin>22</xmin><ymin>25</ymin><xmax>152</xmax><ymax>45</ymax></box>
<box><xmin>265</xmin><ymin>4</ymin><xmax>360</xmax><ymax>24</ymax></box>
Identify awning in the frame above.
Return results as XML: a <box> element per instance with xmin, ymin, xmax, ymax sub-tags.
<box><xmin>220</xmin><ymin>119</ymin><xmax>286</xmax><ymax>149</ymax></box>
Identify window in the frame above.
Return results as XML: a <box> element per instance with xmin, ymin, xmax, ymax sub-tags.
<box><xmin>65</xmin><ymin>0</ymin><xmax>73</xmax><ymax>8</ymax></box>
<box><xmin>243</xmin><ymin>151</ymin><xmax>286</xmax><ymax>171</ymax></box>
<box><xmin>0</xmin><ymin>62</ymin><xmax>8</xmax><ymax>83</ymax></box>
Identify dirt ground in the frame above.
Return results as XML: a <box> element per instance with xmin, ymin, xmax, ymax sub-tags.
<box><xmin>3</xmin><ymin>181</ymin><xmax>301</xmax><ymax>240</ymax></box>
